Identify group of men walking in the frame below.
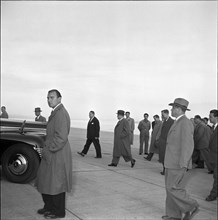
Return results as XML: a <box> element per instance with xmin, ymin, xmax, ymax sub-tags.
<box><xmin>6</xmin><ymin>90</ymin><xmax>215</xmax><ymax>220</ymax></box>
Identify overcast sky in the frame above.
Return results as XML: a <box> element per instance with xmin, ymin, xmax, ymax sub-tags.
<box><xmin>1</xmin><ymin>1</ymin><xmax>217</xmax><ymax>127</ymax></box>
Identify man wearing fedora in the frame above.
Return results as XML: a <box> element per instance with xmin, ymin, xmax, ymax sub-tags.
<box><xmin>108</xmin><ymin>110</ymin><xmax>136</xmax><ymax>168</ymax></box>
<box><xmin>163</xmin><ymin>98</ymin><xmax>199</xmax><ymax>220</ymax></box>
<box><xmin>35</xmin><ymin>107</ymin><xmax>46</xmax><ymax>122</ymax></box>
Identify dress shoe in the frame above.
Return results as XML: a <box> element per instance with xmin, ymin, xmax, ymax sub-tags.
<box><xmin>144</xmin><ymin>152</ymin><xmax>148</xmax><ymax>155</ymax></box>
<box><xmin>139</xmin><ymin>153</ymin><xmax>142</xmax><ymax>155</ymax></box>
<box><xmin>205</xmin><ymin>195</ymin><xmax>217</xmax><ymax>201</ymax></box>
<box><xmin>162</xmin><ymin>215</ymin><xmax>169</xmax><ymax>220</ymax></box>
<box><xmin>44</xmin><ymin>212</ymin><xmax>65</xmax><ymax>219</ymax></box>
<box><xmin>95</xmin><ymin>156</ymin><xmax>102</xmax><ymax>158</ymax></box>
<box><xmin>37</xmin><ymin>208</ymin><xmax>49</xmax><ymax>215</ymax></box>
<box><xmin>131</xmin><ymin>159</ymin><xmax>136</xmax><ymax>168</ymax></box>
<box><xmin>144</xmin><ymin>157</ymin><xmax>151</xmax><ymax>161</ymax></box>
<box><xmin>183</xmin><ymin>205</ymin><xmax>199</xmax><ymax>220</ymax></box>
<box><xmin>77</xmin><ymin>152</ymin><xmax>85</xmax><ymax>157</ymax></box>
<box><xmin>208</xmin><ymin>171</ymin><xmax>214</xmax><ymax>174</ymax></box>
<box><xmin>108</xmin><ymin>163</ymin><xmax>117</xmax><ymax>167</ymax></box>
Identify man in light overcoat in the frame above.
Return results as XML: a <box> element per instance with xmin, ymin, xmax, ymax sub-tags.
<box><xmin>108</xmin><ymin>110</ymin><xmax>135</xmax><ymax>168</ymax></box>
<box><xmin>125</xmin><ymin>111</ymin><xmax>135</xmax><ymax>145</ymax></box>
<box><xmin>163</xmin><ymin>98</ymin><xmax>199</xmax><ymax>220</ymax></box>
<box><xmin>35</xmin><ymin>89</ymin><xmax>72</xmax><ymax>219</ymax></box>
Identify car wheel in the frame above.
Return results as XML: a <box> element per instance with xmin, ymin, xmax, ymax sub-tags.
<box><xmin>2</xmin><ymin>143</ymin><xmax>40</xmax><ymax>183</ymax></box>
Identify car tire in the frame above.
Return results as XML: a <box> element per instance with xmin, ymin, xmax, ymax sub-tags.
<box><xmin>2</xmin><ymin>143</ymin><xmax>40</xmax><ymax>183</ymax></box>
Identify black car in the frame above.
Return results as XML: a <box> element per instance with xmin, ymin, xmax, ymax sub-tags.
<box><xmin>0</xmin><ymin>119</ymin><xmax>46</xmax><ymax>183</ymax></box>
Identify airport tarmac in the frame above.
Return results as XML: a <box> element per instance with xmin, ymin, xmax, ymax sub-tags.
<box><xmin>1</xmin><ymin>128</ymin><xmax>217</xmax><ymax>220</ymax></box>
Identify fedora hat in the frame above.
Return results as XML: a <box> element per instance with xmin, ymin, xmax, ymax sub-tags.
<box><xmin>35</xmin><ymin>107</ymin><xmax>42</xmax><ymax>112</ymax></box>
<box><xmin>116</xmin><ymin>110</ymin><xmax>125</xmax><ymax>116</ymax></box>
<box><xmin>169</xmin><ymin>98</ymin><xmax>190</xmax><ymax>111</ymax></box>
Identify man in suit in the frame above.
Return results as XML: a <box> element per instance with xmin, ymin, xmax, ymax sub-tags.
<box><xmin>77</xmin><ymin>111</ymin><xmax>102</xmax><ymax>158</ymax></box>
<box><xmin>125</xmin><ymin>111</ymin><xmax>135</xmax><ymax>146</ymax></box>
<box><xmin>205</xmin><ymin>109</ymin><xmax>218</xmax><ymax>201</ymax></box>
<box><xmin>138</xmin><ymin>113</ymin><xmax>151</xmax><ymax>155</ymax></box>
<box><xmin>35</xmin><ymin>89</ymin><xmax>72</xmax><ymax>219</ymax></box>
<box><xmin>0</xmin><ymin>106</ymin><xmax>9</xmax><ymax>118</ymax></box>
<box><xmin>34</xmin><ymin>107</ymin><xmax>46</xmax><ymax>122</ymax></box>
<box><xmin>157</xmin><ymin>109</ymin><xmax>174</xmax><ymax>175</ymax></box>
<box><xmin>162</xmin><ymin>98</ymin><xmax>199</xmax><ymax>220</ymax></box>
<box><xmin>108</xmin><ymin>110</ymin><xmax>135</xmax><ymax>168</ymax></box>
<box><xmin>192</xmin><ymin>115</ymin><xmax>212</xmax><ymax>171</ymax></box>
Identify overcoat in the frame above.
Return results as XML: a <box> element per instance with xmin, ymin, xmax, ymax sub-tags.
<box><xmin>126</xmin><ymin>117</ymin><xmax>135</xmax><ymax>145</ymax></box>
<box><xmin>164</xmin><ymin>115</ymin><xmax>194</xmax><ymax>169</ymax></box>
<box><xmin>35</xmin><ymin>104</ymin><xmax>72</xmax><ymax>195</ymax></box>
<box><xmin>157</xmin><ymin>117</ymin><xmax>174</xmax><ymax>163</ymax></box>
<box><xmin>113</xmin><ymin>118</ymin><xmax>132</xmax><ymax>158</ymax></box>
<box><xmin>149</xmin><ymin>120</ymin><xmax>162</xmax><ymax>154</ymax></box>
<box><xmin>194</xmin><ymin>121</ymin><xmax>211</xmax><ymax>150</ymax></box>
<box><xmin>208</xmin><ymin>126</ymin><xmax>217</xmax><ymax>164</ymax></box>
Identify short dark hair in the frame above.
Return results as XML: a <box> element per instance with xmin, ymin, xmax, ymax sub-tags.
<box><xmin>90</xmin><ymin>111</ymin><xmax>95</xmax><ymax>115</ymax></box>
<box><xmin>144</xmin><ymin>113</ymin><xmax>149</xmax><ymax>117</ymax></box>
<box><xmin>153</xmin><ymin>114</ymin><xmax>159</xmax><ymax>119</ymax></box>
<box><xmin>48</xmin><ymin>89</ymin><xmax>62</xmax><ymax>98</ymax></box>
<box><xmin>194</xmin><ymin>115</ymin><xmax>201</xmax><ymax>120</ymax></box>
<box><xmin>210</xmin><ymin>109</ymin><xmax>218</xmax><ymax>117</ymax></box>
<box><xmin>161</xmin><ymin>109</ymin><xmax>169</xmax><ymax>114</ymax></box>
<box><xmin>203</xmin><ymin>117</ymin><xmax>209</xmax><ymax>122</ymax></box>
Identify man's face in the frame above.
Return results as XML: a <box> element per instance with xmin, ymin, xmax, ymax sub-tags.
<box><xmin>35</xmin><ymin>111</ymin><xmax>40</xmax><ymax>116</ymax></box>
<box><xmin>126</xmin><ymin>113</ymin><xmax>130</xmax><ymax>118</ymax></box>
<box><xmin>171</xmin><ymin>106</ymin><xmax>179</xmax><ymax>118</ymax></box>
<box><xmin>47</xmin><ymin>92</ymin><xmax>61</xmax><ymax>108</ymax></box>
<box><xmin>209</xmin><ymin>113</ymin><xmax>217</xmax><ymax>124</ymax></box>
<box><xmin>89</xmin><ymin>112</ymin><xmax>94</xmax><ymax>119</ymax></box>
<box><xmin>144</xmin><ymin>115</ymin><xmax>148</xmax><ymax>120</ymax></box>
<box><xmin>117</xmin><ymin>114</ymin><xmax>122</xmax><ymax>120</ymax></box>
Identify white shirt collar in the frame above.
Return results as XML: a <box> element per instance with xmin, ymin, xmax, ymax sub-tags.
<box><xmin>52</xmin><ymin>103</ymin><xmax>62</xmax><ymax>111</ymax></box>
<box><xmin>175</xmin><ymin>114</ymin><xmax>185</xmax><ymax>121</ymax></box>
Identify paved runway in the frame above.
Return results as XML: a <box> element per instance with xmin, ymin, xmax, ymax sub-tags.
<box><xmin>1</xmin><ymin>128</ymin><xmax>217</xmax><ymax>220</ymax></box>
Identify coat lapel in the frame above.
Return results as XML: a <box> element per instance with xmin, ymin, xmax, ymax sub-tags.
<box><xmin>48</xmin><ymin>104</ymin><xmax>63</xmax><ymax>122</ymax></box>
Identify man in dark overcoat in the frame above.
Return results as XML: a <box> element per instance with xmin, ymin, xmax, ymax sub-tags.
<box><xmin>206</xmin><ymin>109</ymin><xmax>218</xmax><ymax>201</ymax></box>
<box><xmin>108</xmin><ymin>110</ymin><xmax>135</xmax><ymax>167</ymax></box>
<box><xmin>34</xmin><ymin>107</ymin><xmax>46</xmax><ymax>122</ymax></box>
<box><xmin>35</xmin><ymin>89</ymin><xmax>72</xmax><ymax>219</ymax></box>
<box><xmin>77</xmin><ymin>111</ymin><xmax>102</xmax><ymax>158</ymax></box>
<box><xmin>157</xmin><ymin>109</ymin><xmax>174</xmax><ymax>175</ymax></box>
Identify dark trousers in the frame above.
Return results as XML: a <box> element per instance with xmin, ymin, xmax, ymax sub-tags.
<box><xmin>209</xmin><ymin>163</ymin><xmax>218</xmax><ymax>198</ymax></box>
<box><xmin>192</xmin><ymin>148</ymin><xmax>213</xmax><ymax>171</ymax></box>
<box><xmin>42</xmin><ymin>193</ymin><xmax>65</xmax><ymax>216</ymax></box>
<box><xmin>139</xmin><ymin>132</ymin><xmax>149</xmax><ymax>154</ymax></box>
<box><xmin>82</xmin><ymin>138</ymin><xmax>102</xmax><ymax>157</ymax></box>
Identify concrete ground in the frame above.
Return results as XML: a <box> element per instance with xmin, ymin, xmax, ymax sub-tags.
<box><xmin>1</xmin><ymin>128</ymin><xmax>217</xmax><ymax>220</ymax></box>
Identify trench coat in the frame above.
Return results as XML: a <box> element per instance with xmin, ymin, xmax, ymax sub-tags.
<box><xmin>126</xmin><ymin>117</ymin><xmax>135</xmax><ymax>145</ymax></box>
<box><xmin>149</xmin><ymin>120</ymin><xmax>162</xmax><ymax>154</ymax></box>
<box><xmin>113</xmin><ymin>118</ymin><xmax>132</xmax><ymax>158</ymax></box>
<box><xmin>164</xmin><ymin>115</ymin><xmax>194</xmax><ymax>169</ymax></box>
<box><xmin>35</xmin><ymin>104</ymin><xmax>72</xmax><ymax>195</ymax></box>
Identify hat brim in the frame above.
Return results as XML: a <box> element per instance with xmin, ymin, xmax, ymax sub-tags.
<box><xmin>169</xmin><ymin>103</ymin><xmax>190</xmax><ymax>111</ymax></box>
